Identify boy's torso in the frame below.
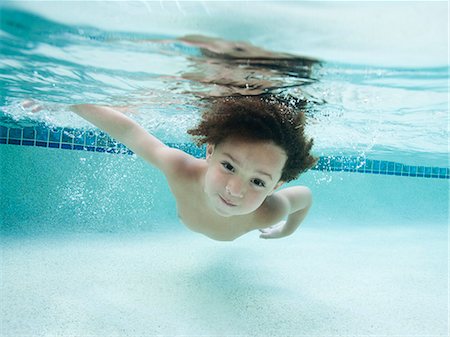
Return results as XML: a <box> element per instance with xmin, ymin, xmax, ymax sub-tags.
<box><xmin>164</xmin><ymin>158</ymin><xmax>279</xmax><ymax>241</ymax></box>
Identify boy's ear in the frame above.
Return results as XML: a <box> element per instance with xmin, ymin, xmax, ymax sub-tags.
<box><xmin>268</xmin><ymin>181</ymin><xmax>284</xmax><ymax>196</ymax></box>
<box><xmin>206</xmin><ymin>144</ymin><xmax>215</xmax><ymax>162</ymax></box>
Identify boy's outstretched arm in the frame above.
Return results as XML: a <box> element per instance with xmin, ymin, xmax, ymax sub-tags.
<box><xmin>259</xmin><ymin>186</ymin><xmax>312</xmax><ymax>239</ymax></box>
<box><xmin>70</xmin><ymin>104</ymin><xmax>190</xmax><ymax>174</ymax></box>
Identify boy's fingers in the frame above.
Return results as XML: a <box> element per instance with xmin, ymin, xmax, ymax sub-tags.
<box><xmin>259</xmin><ymin>228</ymin><xmax>273</xmax><ymax>234</ymax></box>
<box><xmin>22</xmin><ymin>100</ymin><xmax>34</xmax><ymax>108</ymax></box>
<box><xmin>259</xmin><ymin>229</ymin><xmax>275</xmax><ymax>238</ymax></box>
<box><xmin>31</xmin><ymin>105</ymin><xmax>43</xmax><ymax>113</ymax></box>
<box><xmin>21</xmin><ymin>99</ymin><xmax>43</xmax><ymax>113</ymax></box>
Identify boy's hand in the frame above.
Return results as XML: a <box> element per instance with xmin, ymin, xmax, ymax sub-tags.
<box><xmin>21</xmin><ymin>99</ymin><xmax>44</xmax><ymax>113</ymax></box>
<box><xmin>259</xmin><ymin>221</ymin><xmax>289</xmax><ymax>239</ymax></box>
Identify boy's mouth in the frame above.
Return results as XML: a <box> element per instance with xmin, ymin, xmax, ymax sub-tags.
<box><xmin>219</xmin><ymin>194</ymin><xmax>237</xmax><ymax>207</ymax></box>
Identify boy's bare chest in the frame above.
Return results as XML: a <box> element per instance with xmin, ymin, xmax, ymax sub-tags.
<box><xmin>177</xmin><ymin>198</ymin><xmax>251</xmax><ymax>241</ymax></box>
<box><xmin>171</xmin><ymin>183</ymin><xmax>255</xmax><ymax>241</ymax></box>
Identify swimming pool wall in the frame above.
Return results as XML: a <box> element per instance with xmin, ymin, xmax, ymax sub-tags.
<box><xmin>1</xmin><ymin>124</ymin><xmax>449</xmax><ymax>179</ymax></box>
<box><xmin>2</xmin><ymin>130</ymin><xmax>448</xmax><ymax>236</ymax></box>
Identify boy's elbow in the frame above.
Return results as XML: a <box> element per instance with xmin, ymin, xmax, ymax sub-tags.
<box><xmin>296</xmin><ymin>186</ymin><xmax>312</xmax><ymax>209</ymax></box>
<box><xmin>296</xmin><ymin>186</ymin><xmax>312</xmax><ymax>213</ymax></box>
<box><xmin>305</xmin><ymin>187</ymin><xmax>313</xmax><ymax>207</ymax></box>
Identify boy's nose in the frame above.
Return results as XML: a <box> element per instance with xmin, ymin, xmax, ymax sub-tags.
<box><xmin>226</xmin><ymin>179</ymin><xmax>244</xmax><ymax>198</ymax></box>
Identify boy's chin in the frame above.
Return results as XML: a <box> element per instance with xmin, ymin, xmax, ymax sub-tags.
<box><xmin>212</xmin><ymin>205</ymin><xmax>241</xmax><ymax>217</ymax></box>
<box><xmin>213</xmin><ymin>206</ymin><xmax>236</xmax><ymax>217</ymax></box>
<box><xmin>213</xmin><ymin>204</ymin><xmax>257</xmax><ymax>218</ymax></box>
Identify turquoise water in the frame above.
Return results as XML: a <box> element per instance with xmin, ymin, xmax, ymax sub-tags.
<box><xmin>1</xmin><ymin>2</ymin><xmax>449</xmax><ymax>336</ymax></box>
<box><xmin>1</xmin><ymin>3</ymin><xmax>448</xmax><ymax>164</ymax></box>
<box><xmin>2</xmin><ymin>144</ymin><xmax>448</xmax><ymax>336</ymax></box>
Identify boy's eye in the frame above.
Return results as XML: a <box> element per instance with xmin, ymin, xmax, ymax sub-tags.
<box><xmin>221</xmin><ymin>162</ymin><xmax>235</xmax><ymax>172</ymax></box>
<box><xmin>252</xmin><ymin>179</ymin><xmax>266</xmax><ymax>188</ymax></box>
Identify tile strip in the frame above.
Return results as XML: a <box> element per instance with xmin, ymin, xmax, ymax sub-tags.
<box><xmin>1</xmin><ymin>124</ymin><xmax>448</xmax><ymax>179</ymax></box>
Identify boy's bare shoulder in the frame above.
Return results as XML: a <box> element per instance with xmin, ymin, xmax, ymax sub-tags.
<box><xmin>163</xmin><ymin>148</ymin><xmax>205</xmax><ymax>179</ymax></box>
<box><xmin>251</xmin><ymin>193</ymin><xmax>290</xmax><ymax>229</ymax></box>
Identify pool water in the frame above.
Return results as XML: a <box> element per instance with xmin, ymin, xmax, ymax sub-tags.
<box><xmin>1</xmin><ymin>2</ymin><xmax>449</xmax><ymax>336</ymax></box>
<box><xmin>1</xmin><ymin>145</ymin><xmax>448</xmax><ymax>336</ymax></box>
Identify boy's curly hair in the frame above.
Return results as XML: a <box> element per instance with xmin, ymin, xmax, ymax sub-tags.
<box><xmin>187</xmin><ymin>95</ymin><xmax>317</xmax><ymax>182</ymax></box>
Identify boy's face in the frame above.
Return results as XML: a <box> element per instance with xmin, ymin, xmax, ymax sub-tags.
<box><xmin>204</xmin><ymin>137</ymin><xmax>287</xmax><ymax>217</ymax></box>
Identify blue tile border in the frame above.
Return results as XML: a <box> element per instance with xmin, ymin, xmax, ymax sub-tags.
<box><xmin>1</xmin><ymin>124</ymin><xmax>449</xmax><ymax>179</ymax></box>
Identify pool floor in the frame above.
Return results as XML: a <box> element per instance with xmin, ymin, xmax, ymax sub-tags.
<box><xmin>2</xmin><ymin>223</ymin><xmax>447</xmax><ymax>336</ymax></box>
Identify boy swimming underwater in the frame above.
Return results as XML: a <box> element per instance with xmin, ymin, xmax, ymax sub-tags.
<box><xmin>24</xmin><ymin>95</ymin><xmax>317</xmax><ymax>241</ymax></box>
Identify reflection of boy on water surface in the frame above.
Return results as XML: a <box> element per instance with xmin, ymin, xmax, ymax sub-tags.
<box><xmin>177</xmin><ymin>35</ymin><xmax>318</xmax><ymax>96</ymax></box>
<box><xmin>138</xmin><ymin>34</ymin><xmax>319</xmax><ymax>97</ymax></box>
